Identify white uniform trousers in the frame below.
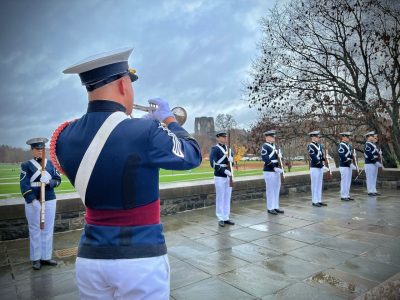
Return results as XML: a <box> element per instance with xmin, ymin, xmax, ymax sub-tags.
<box><xmin>310</xmin><ymin>167</ymin><xmax>323</xmax><ymax>203</ymax></box>
<box><xmin>365</xmin><ymin>163</ymin><xmax>378</xmax><ymax>193</ymax></box>
<box><xmin>214</xmin><ymin>176</ymin><xmax>232</xmax><ymax>221</ymax></box>
<box><xmin>339</xmin><ymin>167</ymin><xmax>352</xmax><ymax>198</ymax></box>
<box><xmin>263</xmin><ymin>171</ymin><xmax>281</xmax><ymax>210</ymax></box>
<box><xmin>24</xmin><ymin>199</ymin><xmax>57</xmax><ymax>261</ymax></box>
<box><xmin>76</xmin><ymin>254</ymin><xmax>170</xmax><ymax>300</ymax></box>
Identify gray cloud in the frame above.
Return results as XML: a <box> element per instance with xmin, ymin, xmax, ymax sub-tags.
<box><xmin>0</xmin><ymin>0</ymin><xmax>277</xmax><ymax>148</ymax></box>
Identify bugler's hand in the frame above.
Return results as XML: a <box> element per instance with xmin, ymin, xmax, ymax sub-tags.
<box><xmin>146</xmin><ymin>98</ymin><xmax>174</xmax><ymax>122</ymax></box>
<box><xmin>375</xmin><ymin>162</ymin><xmax>383</xmax><ymax>168</ymax></box>
<box><xmin>228</xmin><ymin>156</ymin><xmax>234</xmax><ymax>163</ymax></box>
<box><xmin>274</xmin><ymin>167</ymin><xmax>283</xmax><ymax>174</ymax></box>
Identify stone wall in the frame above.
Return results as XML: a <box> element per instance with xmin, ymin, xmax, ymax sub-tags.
<box><xmin>0</xmin><ymin>169</ymin><xmax>399</xmax><ymax>241</ymax></box>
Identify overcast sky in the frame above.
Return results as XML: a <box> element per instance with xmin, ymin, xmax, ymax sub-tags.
<box><xmin>0</xmin><ymin>0</ymin><xmax>278</xmax><ymax>148</ymax></box>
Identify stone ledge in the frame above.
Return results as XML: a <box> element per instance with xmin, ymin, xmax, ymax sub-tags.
<box><xmin>0</xmin><ymin>169</ymin><xmax>398</xmax><ymax>240</ymax></box>
<box><xmin>355</xmin><ymin>272</ymin><xmax>400</xmax><ymax>300</ymax></box>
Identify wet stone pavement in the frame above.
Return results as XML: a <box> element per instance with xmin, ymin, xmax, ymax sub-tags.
<box><xmin>1</xmin><ymin>187</ymin><xmax>399</xmax><ymax>299</ymax></box>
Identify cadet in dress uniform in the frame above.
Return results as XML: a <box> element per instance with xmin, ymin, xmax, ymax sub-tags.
<box><xmin>307</xmin><ymin>131</ymin><xmax>328</xmax><ymax>207</ymax></box>
<box><xmin>337</xmin><ymin>132</ymin><xmax>356</xmax><ymax>201</ymax></box>
<box><xmin>364</xmin><ymin>131</ymin><xmax>382</xmax><ymax>196</ymax></box>
<box><xmin>20</xmin><ymin>137</ymin><xmax>61</xmax><ymax>270</ymax></box>
<box><xmin>209</xmin><ymin>130</ymin><xmax>235</xmax><ymax>227</ymax></box>
<box><xmin>261</xmin><ymin>130</ymin><xmax>284</xmax><ymax>215</ymax></box>
<box><xmin>52</xmin><ymin>48</ymin><xmax>202</xmax><ymax>299</ymax></box>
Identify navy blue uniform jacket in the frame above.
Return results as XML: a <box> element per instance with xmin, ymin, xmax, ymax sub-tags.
<box><xmin>308</xmin><ymin>142</ymin><xmax>326</xmax><ymax>168</ymax></box>
<box><xmin>364</xmin><ymin>142</ymin><xmax>379</xmax><ymax>164</ymax></box>
<box><xmin>55</xmin><ymin>100</ymin><xmax>202</xmax><ymax>259</ymax></box>
<box><xmin>20</xmin><ymin>158</ymin><xmax>61</xmax><ymax>203</ymax></box>
<box><xmin>209</xmin><ymin>144</ymin><xmax>233</xmax><ymax>177</ymax></box>
<box><xmin>338</xmin><ymin>142</ymin><xmax>353</xmax><ymax>167</ymax></box>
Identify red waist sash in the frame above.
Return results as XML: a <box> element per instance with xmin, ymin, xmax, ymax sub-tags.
<box><xmin>85</xmin><ymin>199</ymin><xmax>160</xmax><ymax>226</ymax></box>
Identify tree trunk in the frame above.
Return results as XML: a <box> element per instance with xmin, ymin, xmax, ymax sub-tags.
<box><xmin>381</xmin><ymin>144</ymin><xmax>397</xmax><ymax>168</ymax></box>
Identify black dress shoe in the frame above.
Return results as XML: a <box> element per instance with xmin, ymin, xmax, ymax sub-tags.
<box><xmin>373</xmin><ymin>192</ymin><xmax>380</xmax><ymax>196</ymax></box>
<box><xmin>268</xmin><ymin>209</ymin><xmax>278</xmax><ymax>215</ymax></box>
<box><xmin>218</xmin><ymin>220</ymin><xmax>225</xmax><ymax>227</ymax></box>
<box><xmin>348</xmin><ymin>197</ymin><xmax>355</xmax><ymax>200</ymax></box>
<box><xmin>312</xmin><ymin>203</ymin><xmax>321</xmax><ymax>207</ymax></box>
<box><xmin>224</xmin><ymin>220</ymin><xmax>235</xmax><ymax>225</ymax></box>
<box><xmin>41</xmin><ymin>259</ymin><xmax>58</xmax><ymax>266</ymax></box>
<box><xmin>32</xmin><ymin>260</ymin><xmax>41</xmax><ymax>270</ymax></box>
<box><xmin>341</xmin><ymin>197</ymin><xmax>350</xmax><ymax>201</ymax></box>
<box><xmin>319</xmin><ymin>202</ymin><xmax>327</xmax><ymax>206</ymax></box>
<box><xmin>368</xmin><ymin>193</ymin><xmax>375</xmax><ymax>196</ymax></box>
<box><xmin>275</xmin><ymin>209</ymin><xmax>284</xmax><ymax>214</ymax></box>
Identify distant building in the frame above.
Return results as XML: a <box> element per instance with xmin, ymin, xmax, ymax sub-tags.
<box><xmin>195</xmin><ymin>117</ymin><xmax>215</xmax><ymax>136</ymax></box>
<box><xmin>194</xmin><ymin>117</ymin><xmax>215</xmax><ymax>157</ymax></box>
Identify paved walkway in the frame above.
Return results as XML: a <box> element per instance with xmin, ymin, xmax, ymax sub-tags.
<box><xmin>1</xmin><ymin>187</ymin><xmax>399</xmax><ymax>299</ymax></box>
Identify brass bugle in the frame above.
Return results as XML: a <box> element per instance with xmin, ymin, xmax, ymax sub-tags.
<box><xmin>132</xmin><ymin>104</ymin><xmax>187</xmax><ymax>126</ymax></box>
<box><xmin>132</xmin><ymin>103</ymin><xmax>157</xmax><ymax>112</ymax></box>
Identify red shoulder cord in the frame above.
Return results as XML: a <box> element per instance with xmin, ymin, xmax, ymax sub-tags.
<box><xmin>49</xmin><ymin>119</ymin><xmax>78</xmax><ymax>175</ymax></box>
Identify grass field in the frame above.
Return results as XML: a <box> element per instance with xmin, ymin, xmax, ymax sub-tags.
<box><xmin>0</xmin><ymin>161</ymin><xmax>312</xmax><ymax>200</ymax></box>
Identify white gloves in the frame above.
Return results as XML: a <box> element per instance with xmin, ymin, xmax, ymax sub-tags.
<box><xmin>224</xmin><ymin>170</ymin><xmax>232</xmax><ymax>176</ymax></box>
<box><xmin>322</xmin><ymin>166</ymin><xmax>330</xmax><ymax>173</ymax></box>
<box><xmin>350</xmin><ymin>164</ymin><xmax>357</xmax><ymax>170</ymax></box>
<box><xmin>40</xmin><ymin>172</ymin><xmax>52</xmax><ymax>184</ymax></box>
<box><xmin>274</xmin><ymin>167</ymin><xmax>283</xmax><ymax>174</ymax></box>
<box><xmin>375</xmin><ymin>162</ymin><xmax>383</xmax><ymax>168</ymax></box>
<box><xmin>143</xmin><ymin>98</ymin><xmax>174</xmax><ymax>122</ymax></box>
<box><xmin>228</xmin><ymin>156</ymin><xmax>234</xmax><ymax>163</ymax></box>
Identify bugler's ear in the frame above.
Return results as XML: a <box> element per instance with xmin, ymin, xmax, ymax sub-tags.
<box><xmin>118</xmin><ymin>77</ymin><xmax>127</xmax><ymax>95</ymax></box>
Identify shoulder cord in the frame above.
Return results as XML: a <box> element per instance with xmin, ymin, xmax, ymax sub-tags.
<box><xmin>49</xmin><ymin>119</ymin><xmax>78</xmax><ymax>175</ymax></box>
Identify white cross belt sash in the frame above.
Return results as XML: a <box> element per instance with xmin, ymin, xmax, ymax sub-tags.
<box><xmin>29</xmin><ymin>158</ymin><xmax>48</xmax><ymax>183</ymax></box>
<box><xmin>75</xmin><ymin>111</ymin><xmax>129</xmax><ymax>205</ymax></box>
<box><xmin>261</xmin><ymin>143</ymin><xmax>277</xmax><ymax>159</ymax></box>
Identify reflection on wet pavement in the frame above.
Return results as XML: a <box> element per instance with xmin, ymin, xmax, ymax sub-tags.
<box><xmin>0</xmin><ymin>187</ymin><xmax>399</xmax><ymax>299</ymax></box>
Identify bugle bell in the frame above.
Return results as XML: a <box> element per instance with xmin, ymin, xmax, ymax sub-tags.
<box><xmin>132</xmin><ymin>104</ymin><xmax>187</xmax><ymax>126</ymax></box>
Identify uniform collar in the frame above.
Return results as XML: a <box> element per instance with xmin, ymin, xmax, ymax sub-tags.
<box><xmin>218</xmin><ymin>143</ymin><xmax>226</xmax><ymax>147</ymax></box>
<box><xmin>87</xmin><ymin>100</ymin><xmax>126</xmax><ymax>113</ymax></box>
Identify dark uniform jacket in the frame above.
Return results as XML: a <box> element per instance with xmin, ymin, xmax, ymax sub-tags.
<box><xmin>338</xmin><ymin>142</ymin><xmax>353</xmax><ymax>167</ymax></box>
<box><xmin>261</xmin><ymin>142</ymin><xmax>279</xmax><ymax>172</ymax></box>
<box><xmin>55</xmin><ymin>100</ymin><xmax>202</xmax><ymax>259</ymax></box>
<box><xmin>209</xmin><ymin>143</ymin><xmax>233</xmax><ymax>177</ymax></box>
<box><xmin>364</xmin><ymin>142</ymin><xmax>379</xmax><ymax>164</ymax></box>
<box><xmin>308</xmin><ymin>142</ymin><xmax>325</xmax><ymax>168</ymax></box>
<box><xmin>20</xmin><ymin>158</ymin><xmax>61</xmax><ymax>203</ymax></box>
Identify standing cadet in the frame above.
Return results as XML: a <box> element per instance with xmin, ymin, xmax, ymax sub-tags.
<box><xmin>364</xmin><ymin>131</ymin><xmax>382</xmax><ymax>196</ymax></box>
<box><xmin>338</xmin><ymin>132</ymin><xmax>356</xmax><ymax>201</ymax></box>
<box><xmin>20</xmin><ymin>137</ymin><xmax>61</xmax><ymax>270</ymax></box>
<box><xmin>52</xmin><ymin>48</ymin><xmax>202</xmax><ymax>299</ymax></box>
<box><xmin>307</xmin><ymin>131</ymin><xmax>328</xmax><ymax>207</ymax></box>
<box><xmin>261</xmin><ymin>130</ymin><xmax>284</xmax><ymax>215</ymax></box>
<box><xmin>209</xmin><ymin>130</ymin><xmax>235</xmax><ymax>227</ymax></box>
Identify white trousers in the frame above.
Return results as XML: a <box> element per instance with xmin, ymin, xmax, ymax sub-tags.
<box><xmin>310</xmin><ymin>168</ymin><xmax>323</xmax><ymax>203</ymax></box>
<box><xmin>24</xmin><ymin>199</ymin><xmax>57</xmax><ymax>261</ymax></box>
<box><xmin>339</xmin><ymin>167</ymin><xmax>352</xmax><ymax>198</ymax></box>
<box><xmin>365</xmin><ymin>163</ymin><xmax>378</xmax><ymax>193</ymax></box>
<box><xmin>263</xmin><ymin>171</ymin><xmax>281</xmax><ymax>210</ymax></box>
<box><xmin>76</xmin><ymin>255</ymin><xmax>170</xmax><ymax>300</ymax></box>
<box><xmin>214</xmin><ymin>176</ymin><xmax>232</xmax><ymax>221</ymax></box>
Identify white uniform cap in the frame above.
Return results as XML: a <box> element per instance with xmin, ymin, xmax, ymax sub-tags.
<box><xmin>62</xmin><ymin>47</ymin><xmax>138</xmax><ymax>91</ymax></box>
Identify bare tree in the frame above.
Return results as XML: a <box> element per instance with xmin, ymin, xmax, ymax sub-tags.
<box><xmin>215</xmin><ymin>114</ymin><xmax>237</xmax><ymax>131</ymax></box>
<box><xmin>247</xmin><ymin>0</ymin><xmax>400</xmax><ymax>167</ymax></box>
